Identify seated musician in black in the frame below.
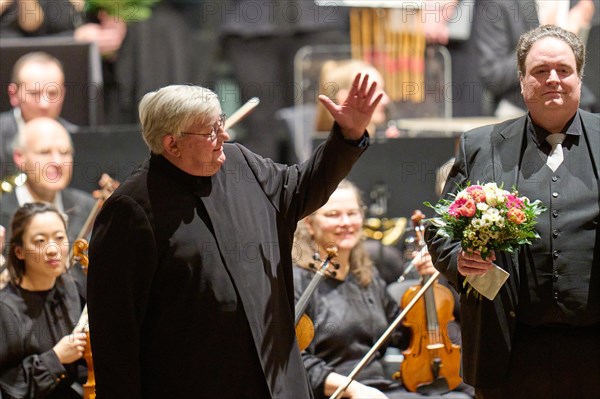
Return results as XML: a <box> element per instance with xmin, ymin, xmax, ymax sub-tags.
<box><xmin>293</xmin><ymin>179</ymin><xmax>473</xmax><ymax>399</ymax></box>
<box><xmin>0</xmin><ymin>202</ymin><xmax>87</xmax><ymax>398</ymax></box>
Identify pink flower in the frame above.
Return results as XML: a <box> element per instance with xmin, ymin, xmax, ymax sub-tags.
<box><xmin>505</xmin><ymin>194</ymin><xmax>524</xmax><ymax>209</ymax></box>
<box><xmin>449</xmin><ymin>197</ymin><xmax>477</xmax><ymax>218</ymax></box>
<box><xmin>448</xmin><ymin>198</ymin><xmax>465</xmax><ymax>218</ymax></box>
<box><xmin>466</xmin><ymin>185</ymin><xmax>486</xmax><ymax>203</ymax></box>
<box><xmin>507</xmin><ymin>208</ymin><xmax>526</xmax><ymax>224</ymax></box>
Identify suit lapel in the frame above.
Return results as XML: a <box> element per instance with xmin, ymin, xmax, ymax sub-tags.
<box><xmin>580</xmin><ymin>111</ymin><xmax>600</xmax><ymax>181</ymax></box>
<box><xmin>491</xmin><ymin>116</ymin><xmax>528</xmax><ymax>189</ymax></box>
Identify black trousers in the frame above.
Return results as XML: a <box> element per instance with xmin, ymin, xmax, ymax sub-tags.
<box><xmin>475</xmin><ymin>323</ymin><xmax>600</xmax><ymax>399</ymax></box>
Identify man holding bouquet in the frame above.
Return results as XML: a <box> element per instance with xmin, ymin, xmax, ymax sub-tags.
<box><xmin>426</xmin><ymin>25</ymin><xmax>599</xmax><ymax>399</ymax></box>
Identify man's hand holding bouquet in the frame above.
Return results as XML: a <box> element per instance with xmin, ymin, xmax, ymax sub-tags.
<box><xmin>426</xmin><ymin>182</ymin><xmax>545</xmax><ymax>300</ymax></box>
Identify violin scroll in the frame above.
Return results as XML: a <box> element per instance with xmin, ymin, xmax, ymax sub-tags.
<box><xmin>72</xmin><ymin>238</ymin><xmax>89</xmax><ymax>271</ymax></box>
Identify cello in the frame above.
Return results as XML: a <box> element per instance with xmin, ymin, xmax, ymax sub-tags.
<box><xmin>395</xmin><ymin>210</ymin><xmax>462</xmax><ymax>394</ymax></box>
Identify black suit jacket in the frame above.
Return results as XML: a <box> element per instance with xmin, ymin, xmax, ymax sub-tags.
<box><xmin>425</xmin><ymin>110</ymin><xmax>600</xmax><ymax>389</ymax></box>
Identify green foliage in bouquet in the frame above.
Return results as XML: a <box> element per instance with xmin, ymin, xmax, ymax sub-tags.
<box><xmin>87</xmin><ymin>0</ymin><xmax>159</xmax><ymax>22</ymax></box>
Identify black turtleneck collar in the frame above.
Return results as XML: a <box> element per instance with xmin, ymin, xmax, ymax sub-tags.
<box><xmin>149</xmin><ymin>153</ymin><xmax>213</xmax><ymax>197</ymax></box>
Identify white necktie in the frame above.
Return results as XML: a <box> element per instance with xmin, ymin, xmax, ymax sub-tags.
<box><xmin>546</xmin><ymin>133</ymin><xmax>566</xmax><ymax>172</ymax></box>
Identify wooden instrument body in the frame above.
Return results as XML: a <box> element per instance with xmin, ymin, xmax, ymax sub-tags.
<box><xmin>73</xmin><ymin>239</ymin><xmax>95</xmax><ymax>399</ymax></box>
<box><xmin>294</xmin><ymin>249</ymin><xmax>337</xmax><ymax>352</ymax></box>
<box><xmin>399</xmin><ymin>279</ymin><xmax>462</xmax><ymax>392</ymax></box>
<box><xmin>83</xmin><ymin>339</ymin><xmax>96</xmax><ymax>399</ymax></box>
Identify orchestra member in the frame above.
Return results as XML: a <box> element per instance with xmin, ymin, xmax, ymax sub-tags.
<box><xmin>0</xmin><ymin>202</ymin><xmax>87</xmax><ymax>398</ymax></box>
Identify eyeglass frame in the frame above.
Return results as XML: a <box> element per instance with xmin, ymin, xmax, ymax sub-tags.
<box><xmin>180</xmin><ymin>113</ymin><xmax>227</xmax><ymax>141</ymax></box>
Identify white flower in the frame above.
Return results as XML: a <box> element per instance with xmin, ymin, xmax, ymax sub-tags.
<box><xmin>496</xmin><ymin>188</ymin><xmax>508</xmax><ymax>203</ymax></box>
<box><xmin>480</xmin><ymin>208</ymin><xmax>500</xmax><ymax>227</ymax></box>
<box><xmin>471</xmin><ymin>218</ymin><xmax>484</xmax><ymax>229</ymax></box>
<box><xmin>477</xmin><ymin>202</ymin><xmax>489</xmax><ymax>211</ymax></box>
<box><xmin>483</xmin><ymin>183</ymin><xmax>499</xmax><ymax>206</ymax></box>
<box><xmin>456</xmin><ymin>189</ymin><xmax>470</xmax><ymax>200</ymax></box>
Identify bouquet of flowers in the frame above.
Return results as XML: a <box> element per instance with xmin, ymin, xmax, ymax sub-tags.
<box><xmin>425</xmin><ymin>182</ymin><xmax>546</xmax><ymax>299</ymax></box>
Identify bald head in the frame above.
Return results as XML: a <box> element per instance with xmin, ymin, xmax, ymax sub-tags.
<box><xmin>13</xmin><ymin>117</ymin><xmax>74</xmax><ymax>199</ymax></box>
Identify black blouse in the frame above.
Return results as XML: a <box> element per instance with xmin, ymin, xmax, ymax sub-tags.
<box><xmin>0</xmin><ymin>275</ymin><xmax>86</xmax><ymax>399</ymax></box>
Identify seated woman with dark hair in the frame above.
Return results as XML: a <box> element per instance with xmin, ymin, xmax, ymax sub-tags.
<box><xmin>0</xmin><ymin>202</ymin><xmax>87</xmax><ymax>398</ymax></box>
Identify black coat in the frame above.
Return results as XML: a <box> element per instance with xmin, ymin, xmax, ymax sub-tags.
<box><xmin>87</xmin><ymin>128</ymin><xmax>367</xmax><ymax>399</ymax></box>
<box><xmin>0</xmin><ymin>275</ymin><xmax>85</xmax><ymax>399</ymax></box>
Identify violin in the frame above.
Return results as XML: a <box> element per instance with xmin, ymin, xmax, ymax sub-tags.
<box><xmin>294</xmin><ymin>246</ymin><xmax>338</xmax><ymax>351</ymax></box>
<box><xmin>395</xmin><ymin>210</ymin><xmax>462</xmax><ymax>394</ymax></box>
<box><xmin>72</xmin><ymin>239</ymin><xmax>95</xmax><ymax>399</ymax></box>
<box><xmin>70</xmin><ymin>173</ymin><xmax>117</xmax><ymax>399</ymax></box>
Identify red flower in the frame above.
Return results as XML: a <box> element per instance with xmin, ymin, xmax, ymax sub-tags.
<box><xmin>507</xmin><ymin>208</ymin><xmax>526</xmax><ymax>224</ymax></box>
<box><xmin>466</xmin><ymin>185</ymin><xmax>486</xmax><ymax>203</ymax></box>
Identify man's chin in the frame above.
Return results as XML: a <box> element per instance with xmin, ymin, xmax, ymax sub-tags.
<box><xmin>542</xmin><ymin>99</ymin><xmax>565</xmax><ymax>109</ymax></box>
<box><xmin>216</xmin><ymin>152</ymin><xmax>226</xmax><ymax>165</ymax></box>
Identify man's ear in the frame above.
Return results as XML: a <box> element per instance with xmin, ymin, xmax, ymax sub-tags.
<box><xmin>13</xmin><ymin>148</ymin><xmax>25</xmax><ymax>171</ymax></box>
<box><xmin>162</xmin><ymin>135</ymin><xmax>181</xmax><ymax>157</ymax></box>
<box><xmin>8</xmin><ymin>83</ymin><xmax>20</xmax><ymax>108</ymax></box>
<box><xmin>519</xmin><ymin>73</ymin><xmax>526</xmax><ymax>95</ymax></box>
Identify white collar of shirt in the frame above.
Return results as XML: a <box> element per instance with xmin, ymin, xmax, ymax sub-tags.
<box><xmin>15</xmin><ymin>184</ymin><xmax>66</xmax><ymax>216</ymax></box>
<box><xmin>13</xmin><ymin>107</ymin><xmax>26</xmax><ymax>133</ymax></box>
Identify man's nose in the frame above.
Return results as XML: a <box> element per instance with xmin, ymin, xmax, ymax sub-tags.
<box><xmin>219</xmin><ymin>128</ymin><xmax>231</xmax><ymax>142</ymax></box>
<box><xmin>50</xmin><ymin>151</ymin><xmax>64</xmax><ymax>164</ymax></box>
<box><xmin>547</xmin><ymin>69</ymin><xmax>560</xmax><ymax>83</ymax></box>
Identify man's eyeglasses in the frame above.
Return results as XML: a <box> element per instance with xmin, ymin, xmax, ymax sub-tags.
<box><xmin>181</xmin><ymin>113</ymin><xmax>227</xmax><ymax>141</ymax></box>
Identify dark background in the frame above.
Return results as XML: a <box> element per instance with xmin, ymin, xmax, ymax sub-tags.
<box><xmin>70</xmin><ymin>127</ymin><xmax>456</xmax><ymax>220</ymax></box>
